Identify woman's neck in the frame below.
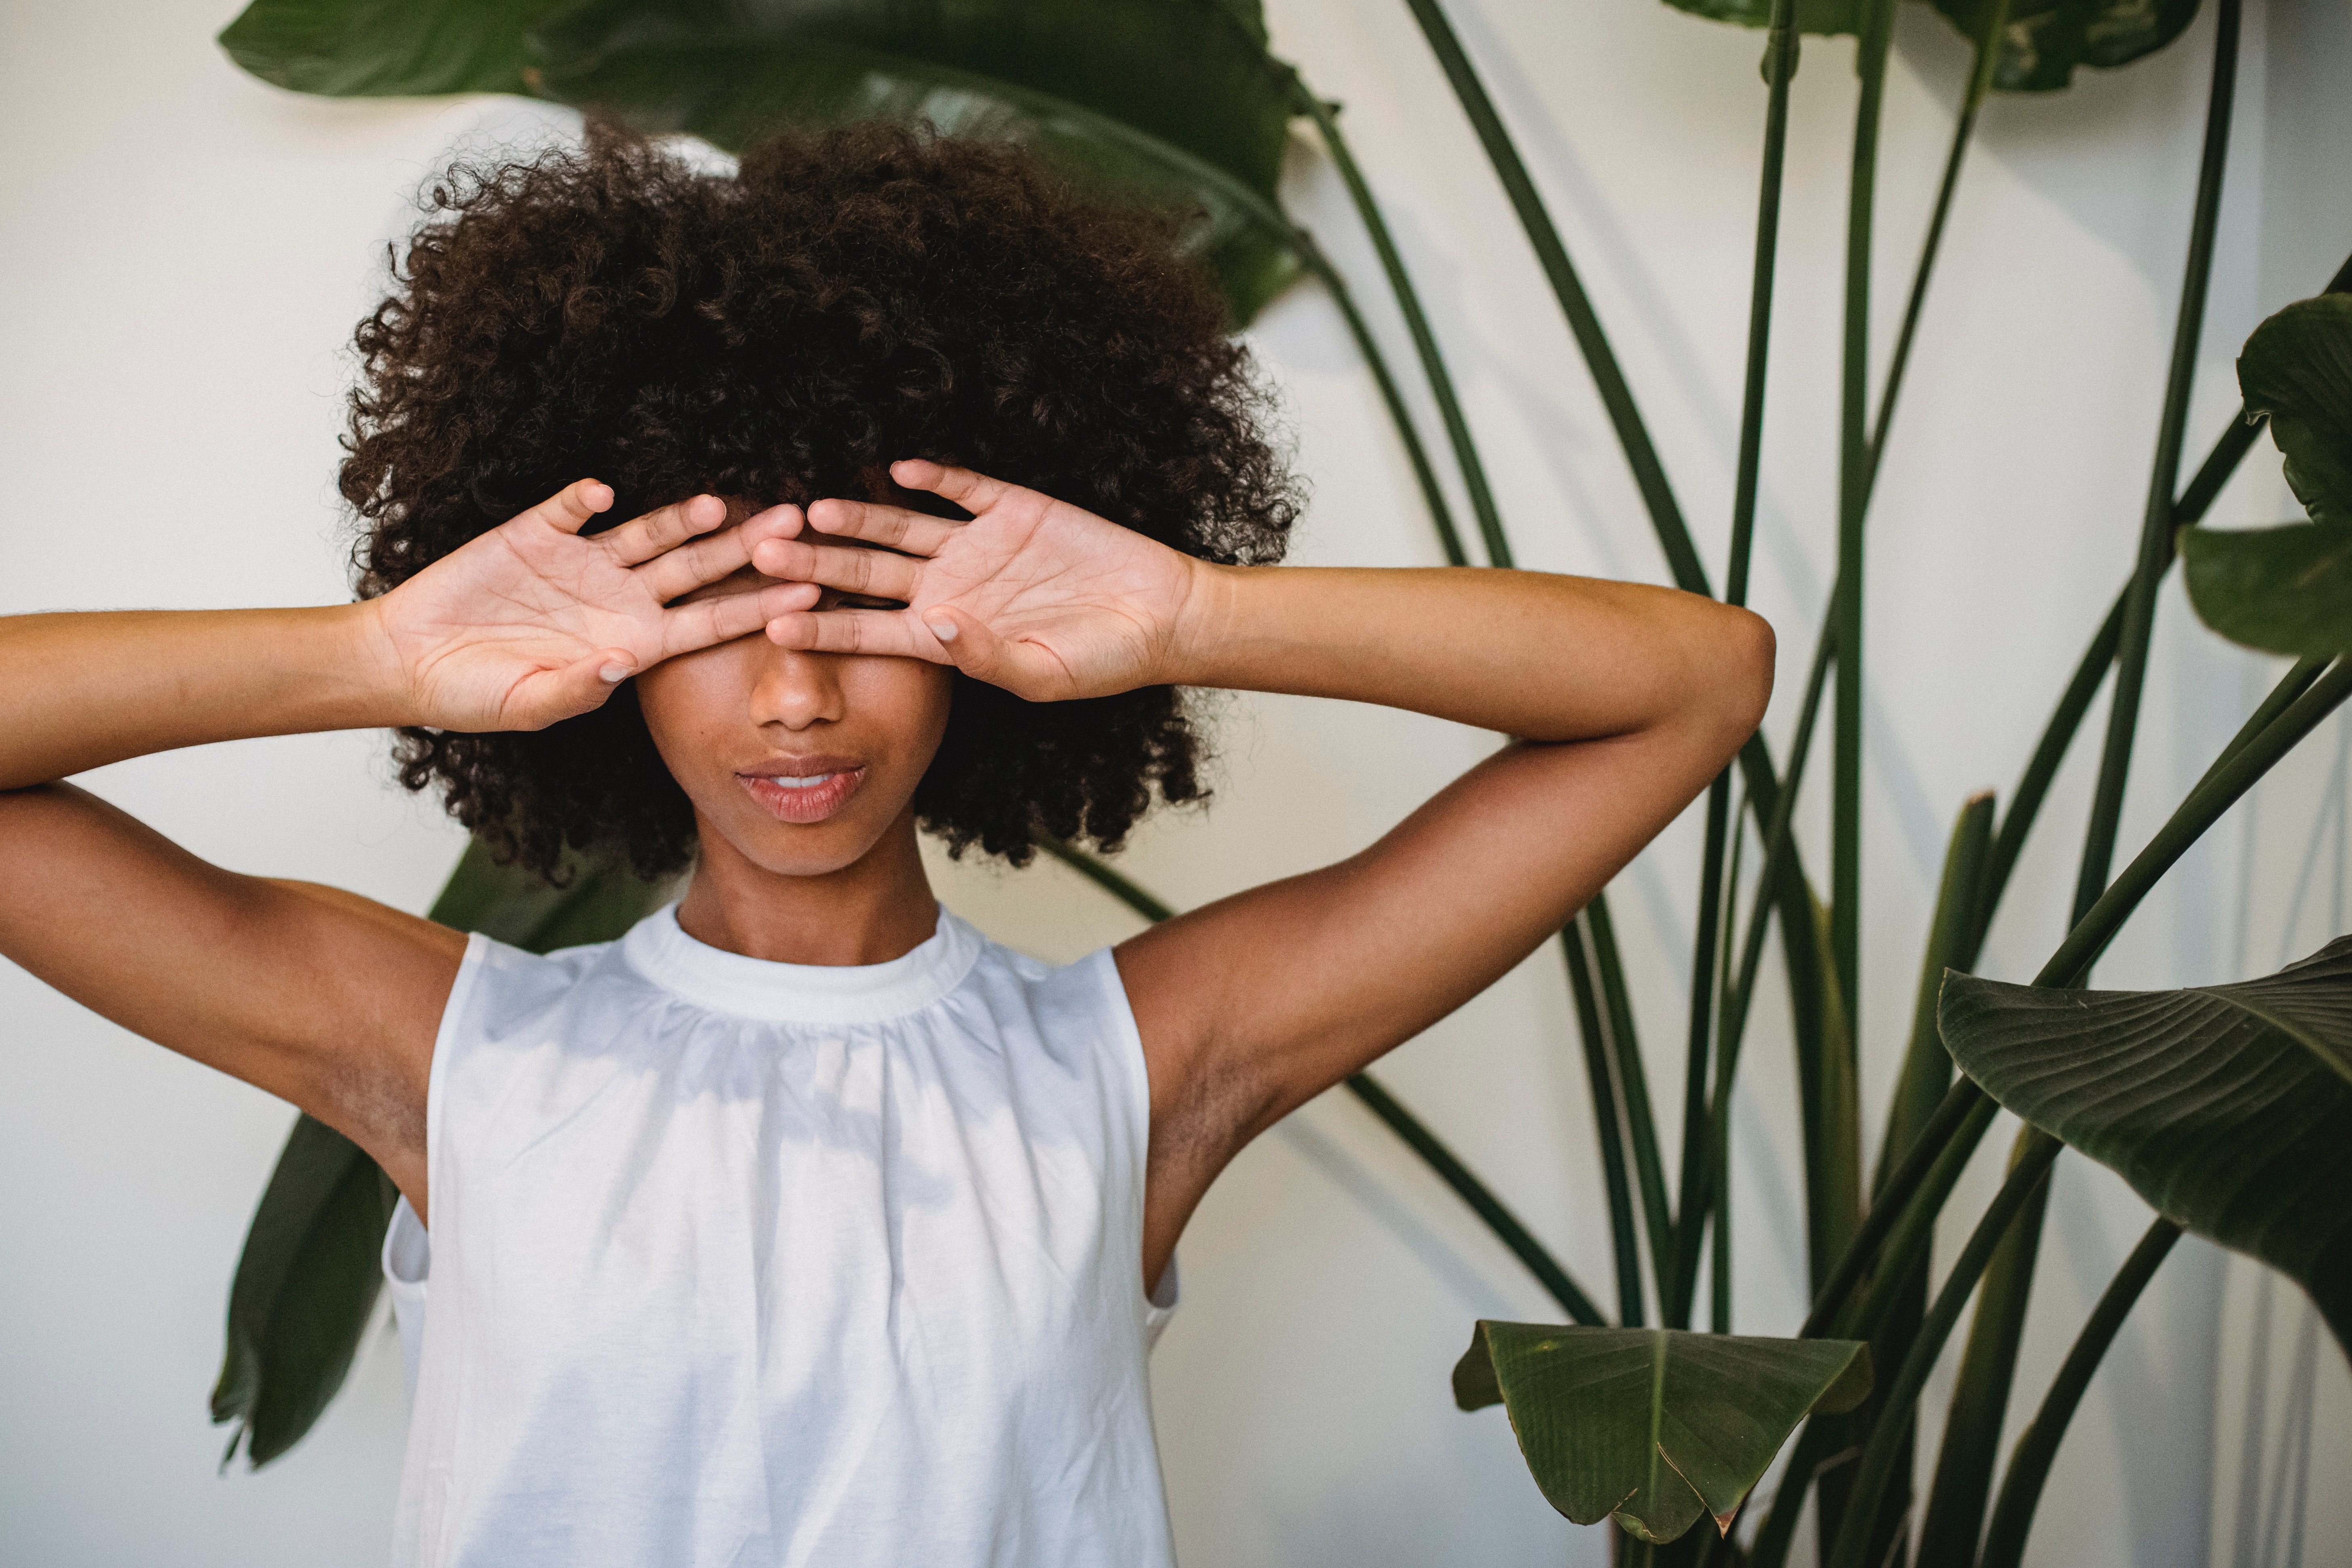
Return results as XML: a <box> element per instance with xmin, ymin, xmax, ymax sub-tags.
<box><xmin>674</xmin><ymin>810</ymin><xmax>941</xmax><ymax>966</ymax></box>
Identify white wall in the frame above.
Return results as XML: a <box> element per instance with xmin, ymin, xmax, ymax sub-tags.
<box><xmin>1</xmin><ymin>1</ymin><xmax>2344</xmax><ymax>1564</ymax></box>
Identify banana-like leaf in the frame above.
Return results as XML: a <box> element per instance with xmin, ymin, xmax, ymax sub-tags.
<box><xmin>2179</xmin><ymin>523</ymin><xmax>2352</xmax><ymax>656</ymax></box>
<box><xmin>1454</xmin><ymin>1321</ymin><xmax>1871</xmax><ymax>1543</ymax></box>
<box><xmin>2238</xmin><ymin>294</ymin><xmax>2352</xmax><ymax>526</ymax></box>
<box><xmin>1659</xmin><ymin>0</ymin><xmax>2199</xmax><ymax>92</ymax></box>
<box><xmin>212</xmin><ymin>840</ymin><xmax>673</xmax><ymax>1467</ymax></box>
<box><xmin>210</xmin><ymin>1115</ymin><xmax>398</xmax><ymax>1466</ymax></box>
<box><xmin>218</xmin><ymin>0</ymin><xmax>569</xmax><ymax>96</ymax></box>
<box><xmin>217</xmin><ymin>0</ymin><xmax>1311</xmax><ymax>327</ymax></box>
<box><xmin>1938</xmin><ymin>937</ymin><xmax>2352</xmax><ymax>1354</ymax></box>
<box><xmin>2183</xmin><ymin>297</ymin><xmax>2352</xmax><ymax>656</ymax></box>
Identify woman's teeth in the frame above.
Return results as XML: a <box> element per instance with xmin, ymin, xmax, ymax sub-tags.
<box><xmin>768</xmin><ymin>774</ymin><xmax>835</xmax><ymax>789</ymax></box>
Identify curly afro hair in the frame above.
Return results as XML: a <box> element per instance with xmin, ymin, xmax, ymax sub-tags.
<box><xmin>343</xmin><ymin>119</ymin><xmax>1300</xmax><ymax>882</ymax></box>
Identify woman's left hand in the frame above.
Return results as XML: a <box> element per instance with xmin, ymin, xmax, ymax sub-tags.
<box><xmin>747</xmin><ymin>460</ymin><xmax>1209</xmax><ymax>702</ymax></box>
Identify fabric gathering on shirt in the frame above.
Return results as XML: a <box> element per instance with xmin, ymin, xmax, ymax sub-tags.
<box><xmin>380</xmin><ymin>903</ymin><xmax>1182</xmax><ymax>1568</ymax></box>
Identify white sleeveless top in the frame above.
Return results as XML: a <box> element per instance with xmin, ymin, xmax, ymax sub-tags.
<box><xmin>381</xmin><ymin>903</ymin><xmax>1179</xmax><ymax>1568</ymax></box>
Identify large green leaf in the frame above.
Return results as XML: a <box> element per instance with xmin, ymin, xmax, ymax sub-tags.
<box><xmin>530</xmin><ymin>34</ymin><xmax>1305</xmax><ymax>325</ymax></box>
<box><xmin>1658</xmin><ymin>0</ymin><xmax>2199</xmax><ymax>91</ymax></box>
<box><xmin>218</xmin><ymin>0</ymin><xmax>568</xmax><ymax>97</ymax></box>
<box><xmin>1453</xmin><ymin>1321</ymin><xmax>1871</xmax><ymax>1543</ymax></box>
<box><xmin>217</xmin><ymin>0</ymin><xmax>1312</xmax><ymax>327</ymax></box>
<box><xmin>2183</xmin><ymin>296</ymin><xmax>2352</xmax><ymax>656</ymax></box>
<box><xmin>2179</xmin><ymin>523</ymin><xmax>2352</xmax><ymax>656</ymax></box>
<box><xmin>2237</xmin><ymin>294</ymin><xmax>2352</xmax><ymax>527</ymax></box>
<box><xmin>212</xmin><ymin>840</ymin><xmax>673</xmax><ymax>1467</ymax></box>
<box><xmin>1938</xmin><ymin>938</ymin><xmax>2352</xmax><ymax>1354</ymax></box>
<box><xmin>211</xmin><ymin>1114</ymin><xmax>397</xmax><ymax>1466</ymax></box>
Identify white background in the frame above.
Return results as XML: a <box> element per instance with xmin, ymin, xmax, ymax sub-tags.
<box><xmin>2</xmin><ymin>0</ymin><xmax>2347</xmax><ymax>1563</ymax></box>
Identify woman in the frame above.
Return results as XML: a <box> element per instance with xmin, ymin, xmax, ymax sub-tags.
<box><xmin>0</xmin><ymin>123</ymin><xmax>1770</xmax><ymax>1565</ymax></box>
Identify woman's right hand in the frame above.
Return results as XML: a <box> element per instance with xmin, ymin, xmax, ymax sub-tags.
<box><xmin>368</xmin><ymin>480</ymin><xmax>812</xmax><ymax>732</ymax></box>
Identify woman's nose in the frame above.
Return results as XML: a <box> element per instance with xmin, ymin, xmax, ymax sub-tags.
<box><xmin>749</xmin><ymin>644</ymin><xmax>846</xmax><ymax>732</ymax></box>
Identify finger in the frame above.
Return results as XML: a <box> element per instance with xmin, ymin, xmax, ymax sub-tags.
<box><xmin>660</xmin><ymin>581</ymin><xmax>820</xmax><ymax>656</ymax></box>
<box><xmin>747</xmin><ymin>538</ymin><xmax>924</xmax><ymax>602</ymax></box>
<box><xmin>737</xmin><ymin>502</ymin><xmax>806</xmax><ymax>551</ymax></box>
<box><xmin>916</xmin><ymin>604</ymin><xmax>1035</xmax><ymax>692</ymax></box>
<box><xmin>890</xmin><ymin>458</ymin><xmax>1016</xmax><ymax>514</ymax></box>
<box><xmin>638</xmin><ymin>523</ymin><xmax>754</xmax><ymax>605</ymax></box>
<box><xmin>763</xmin><ymin>608</ymin><xmax>938</xmax><ymax>660</ymax></box>
<box><xmin>804</xmin><ymin>496</ymin><xmax>961</xmax><ymax>556</ymax></box>
<box><xmin>516</xmin><ymin>646</ymin><xmax>639</xmax><ymax>728</ymax></box>
<box><xmin>599</xmin><ymin>494</ymin><xmax>728</xmax><ymax>567</ymax></box>
<box><xmin>516</xmin><ymin>478</ymin><xmax>615</xmax><ymax>538</ymax></box>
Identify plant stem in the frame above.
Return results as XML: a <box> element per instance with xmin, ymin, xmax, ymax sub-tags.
<box><xmin>1672</xmin><ymin>771</ymin><xmax>1732</xmax><ymax>1328</ymax></box>
<box><xmin>1296</xmin><ymin>87</ymin><xmax>1512</xmax><ymax>569</ymax></box>
<box><xmin>1566</xmin><ymin>921</ymin><xmax>1647</xmax><ymax>1326</ymax></box>
<box><xmin>1973</xmin><ymin>1217</ymin><xmax>2184</xmax><ymax>1568</ymax></box>
<box><xmin>1042</xmin><ymin>838</ymin><xmax>1606</xmax><ymax>1324</ymax></box>
<box><xmin>1863</xmin><ymin>1</ymin><xmax>2008</xmax><ymax>496</ymax></box>
<box><xmin>1588</xmin><ymin>899</ymin><xmax>1678</xmax><ymax>1314</ymax></box>
<box><xmin>1400</xmin><ymin>0</ymin><xmax>1708</xmax><ymax>596</ymax></box>
<box><xmin>1822</xmin><ymin>1133</ymin><xmax>2061</xmax><ymax>1568</ymax></box>
<box><xmin>1346</xmin><ymin>1073</ymin><xmax>1607</xmax><ymax>1325</ymax></box>
<box><xmin>2070</xmin><ymin>0</ymin><xmax>2241</xmax><ymax>931</ymax></box>
<box><xmin>1307</xmin><ymin>249</ymin><xmax>1474</xmax><ymax>568</ymax></box>
<box><xmin>1670</xmin><ymin>0</ymin><xmax>1799</xmax><ymax>1330</ymax></box>
<box><xmin>2039</xmin><ymin>655</ymin><xmax>2350</xmax><ymax>990</ymax></box>
<box><xmin>1831</xmin><ymin>0</ymin><xmax>1897</xmax><ymax>1063</ymax></box>
<box><xmin>1728</xmin><ymin>0</ymin><xmax>1801</xmax><ymax>608</ymax></box>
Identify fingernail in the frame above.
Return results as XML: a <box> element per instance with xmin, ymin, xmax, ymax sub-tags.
<box><xmin>599</xmin><ymin>663</ymin><xmax>632</xmax><ymax>683</ymax></box>
<box><xmin>927</xmin><ymin>618</ymin><xmax>957</xmax><ymax>643</ymax></box>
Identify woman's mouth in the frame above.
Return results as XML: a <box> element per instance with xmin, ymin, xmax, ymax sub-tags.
<box><xmin>739</xmin><ymin>763</ymin><xmax>868</xmax><ymax>825</ymax></box>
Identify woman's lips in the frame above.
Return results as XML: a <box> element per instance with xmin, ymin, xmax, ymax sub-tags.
<box><xmin>739</xmin><ymin>765</ymin><xmax>868</xmax><ymax>824</ymax></box>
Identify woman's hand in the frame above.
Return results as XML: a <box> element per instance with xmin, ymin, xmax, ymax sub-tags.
<box><xmin>369</xmin><ymin>481</ymin><xmax>815</xmax><ymax>731</ymax></box>
<box><xmin>747</xmin><ymin>461</ymin><xmax>1207</xmax><ymax>702</ymax></box>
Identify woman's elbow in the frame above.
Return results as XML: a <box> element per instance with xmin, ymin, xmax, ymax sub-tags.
<box><xmin>1711</xmin><ymin>606</ymin><xmax>1776</xmax><ymax>749</ymax></box>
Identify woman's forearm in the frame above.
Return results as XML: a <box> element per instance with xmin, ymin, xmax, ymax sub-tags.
<box><xmin>1169</xmin><ymin>566</ymin><xmax>1773</xmax><ymax>743</ymax></box>
<box><xmin>0</xmin><ymin>604</ymin><xmax>408</xmax><ymax>789</ymax></box>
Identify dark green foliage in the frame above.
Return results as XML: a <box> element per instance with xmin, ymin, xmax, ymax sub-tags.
<box><xmin>2184</xmin><ymin>296</ymin><xmax>2352</xmax><ymax>655</ymax></box>
<box><xmin>1940</xmin><ymin>941</ymin><xmax>2352</xmax><ymax>1352</ymax></box>
<box><xmin>1453</xmin><ymin>1322</ymin><xmax>1869</xmax><ymax>1543</ymax></box>
<box><xmin>1657</xmin><ymin>0</ymin><xmax>2202</xmax><ymax>93</ymax></box>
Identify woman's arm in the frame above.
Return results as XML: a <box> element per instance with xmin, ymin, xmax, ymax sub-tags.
<box><xmin>755</xmin><ymin>461</ymin><xmax>1772</xmax><ymax>1279</ymax></box>
<box><xmin>0</xmin><ymin>484</ymin><xmax>801</xmax><ymax>1216</ymax></box>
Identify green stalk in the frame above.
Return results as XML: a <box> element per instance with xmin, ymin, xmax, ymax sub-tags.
<box><xmin>1822</xmin><ymin>1133</ymin><xmax>2061</xmax><ymax>1568</ymax></box>
<box><xmin>1974</xmin><ymin>588</ymin><xmax>2127</xmax><ymax>943</ymax></box>
<box><xmin>1566</xmin><ymin>922</ymin><xmax>1648</xmax><ymax>1326</ymax></box>
<box><xmin>1681</xmin><ymin>612</ymin><xmax>1834</xmax><ymax>1292</ymax></box>
<box><xmin>2070</xmin><ymin>0</ymin><xmax>2240</xmax><ymax>926</ymax></box>
<box><xmin>1845</xmin><ymin>795</ymin><xmax>1997</xmax><ymax>1564</ymax></box>
<box><xmin>1913</xmin><ymin>1125</ymin><xmax>2055</xmax><ymax>1568</ymax></box>
<box><xmin>2038</xmin><ymin>656</ymin><xmax>2348</xmax><ymax>990</ymax></box>
<box><xmin>1672</xmin><ymin>771</ymin><xmax>1731</xmax><ymax>1329</ymax></box>
<box><xmin>1295</xmin><ymin>87</ymin><xmax>1512</xmax><ymax>570</ymax></box>
<box><xmin>1728</xmin><ymin>0</ymin><xmax>1800</xmax><ymax>607</ymax></box>
<box><xmin>1877</xmin><ymin>792</ymin><xmax>1995</xmax><ymax>1197</ymax></box>
<box><xmin>1401</xmin><ymin>0</ymin><xmax>1708</xmax><ymax>597</ymax></box>
<box><xmin>1588</xmin><ymin>898</ymin><xmax>1678</xmax><ymax>1314</ymax></box>
<box><xmin>1975</xmin><ymin>407</ymin><xmax>2269</xmax><ymax>955</ymax></box>
<box><xmin>1862</xmin><ymin>2</ymin><xmax>2007</xmax><ymax>496</ymax></box>
<box><xmin>1710</xmin><ymin>795</ymin><xmax>1746</xmax><ymax>1335</ymax></box>
<box><xmin>1669</xmin><ymin>0</ymin><xmax>1798</xmax><ymax>1330</ymax></box>
<box><xmin>1345</xmin><ymin>1072</ymin><xmax>1607</xmax><ymax>1325</ymax></box>
<box><xmin>1041</xmin><ymin>839</ymin><xmax>1606</xmax><ymax>1324</ymax></box>
<box><xmin>1309</xmin><ymin>250</ymin><xmax>1474</xmax><ymax>568</ymax></box>
<box><xmin>1830</xmin><ymin>0</ymin><xmax>1898</xmax><ymax>1065</ymax></box>
<box><xmin>1974</xmin><ymin>1217</ymin><xmax>2184</xmax><ymax>1567</ymax></box>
